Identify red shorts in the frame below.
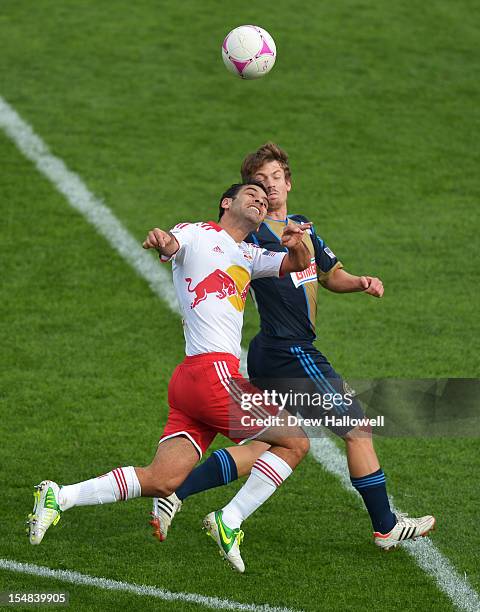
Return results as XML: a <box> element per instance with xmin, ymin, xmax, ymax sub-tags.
<box><xmin>160</xmin><ymin>352</ymin><xmax>279</xmax><ymax>457</ymax></box>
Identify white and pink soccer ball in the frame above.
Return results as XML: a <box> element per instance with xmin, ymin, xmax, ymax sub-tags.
<box><xmin>222</xmin><ymin>25</ymin><xmax>276</xmax><ymax>80</ymax></box>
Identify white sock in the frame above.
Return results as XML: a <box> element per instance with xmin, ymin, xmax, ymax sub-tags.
<box><xmin>221</xmin><ymin>451</ymin><xmax>292</xmax><ymax>528</ymax></box>
<box><xmin>58</xmin><ymin>466</ymin><xmax>141</xmax><ymax>511</ymax></box>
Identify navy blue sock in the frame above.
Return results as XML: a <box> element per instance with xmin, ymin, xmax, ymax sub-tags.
<box><xmin>350</xmin><ymin>468</ymin><xmax>396</xmax><ymax>534</ymax></box>
<box><xmin>176</xmin><ymin>449</ymin><xmax>238</xmax><ymax>501</ymax></box>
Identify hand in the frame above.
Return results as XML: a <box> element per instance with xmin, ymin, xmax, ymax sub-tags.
<box><xmin>360</xmin><ymin>276</ymin><xmax>384</xmax><ymax>297</ymax></box>
<box><xmin>281</xmin><ymin>222</ymin><xmax>312</xmax><ymax>249</ymax></box>
<box><xmin>142</xmin><ymin>228</ymin><xmax>174</xmax><ymax>251</ymax></box>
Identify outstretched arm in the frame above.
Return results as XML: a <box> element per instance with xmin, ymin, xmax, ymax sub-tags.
<box><xmin>321</xmin><ymin>267</ymin><xmax>384</xmax><ymax>297</ymax></box>
<box><xmin>143</xmin><ymin>228</ymin><xmax>180</xmax><ymax>259</ymax></box>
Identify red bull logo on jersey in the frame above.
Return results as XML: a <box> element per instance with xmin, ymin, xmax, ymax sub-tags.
<box><xmin>185</xmin><ymin>265</ymin><xmax>250</xmax><ymax>311</ymax></box>
<box><xmin>185</xmin><ymin>269</ymin><xmax>237</xmax><ymax>309</ymax></box>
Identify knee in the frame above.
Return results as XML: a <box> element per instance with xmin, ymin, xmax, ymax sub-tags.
<box><xmin>290</xmin><ymin>435</ymin><xmax>310</xmax><ymax>460</ymax></box>
<box><xmin>158</xmin><ymin>474</ymin><xmax>186</xmax><ymax>497</ymax></box>
<box><xmin>142</xmin><ymin>466</ymin><xmax>184</xmax><ymax>498</ymax></box>
<box><xmin>344</xmin><ymin>425</ymin><xmax>373</xmax><ymax>445</ymax></box>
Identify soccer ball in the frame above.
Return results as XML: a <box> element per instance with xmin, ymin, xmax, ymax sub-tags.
<box><xmin>222</xmin><ymin>25</ymin><xmax>276</xmax><ymax>80</ymax></box>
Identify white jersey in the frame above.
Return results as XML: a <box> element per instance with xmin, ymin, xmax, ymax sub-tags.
<box><xmin>162</xmin><ymin>221</ymin><xmax>286</xmax><ymax>358</ymax></box>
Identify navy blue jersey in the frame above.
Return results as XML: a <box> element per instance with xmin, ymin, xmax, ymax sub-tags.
<box><xmin>245</xmin><ymin>215</ymin><xmax>342</xmax><ymax>341</ymax></box>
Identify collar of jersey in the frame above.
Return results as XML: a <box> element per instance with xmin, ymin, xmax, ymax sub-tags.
<box><xmin>206</xmin><ymin>220</ymin><xmax>244</xmax><ymax>246</ymax></box>
<box><xmin>265</xmin><ymin>216</ymin><xmax>288</xmax><ymax>223</ymax></box>
<box><xmin>205</xmin><ymin>220</ymin><xmax>224</xmax><ymax>231</ymax></box>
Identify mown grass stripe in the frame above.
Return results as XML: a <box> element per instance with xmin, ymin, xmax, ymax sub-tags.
<box><xmin>0</xmin><ymin>96</ymin><xmax>179</xmax><ymax>314</ymax></box>
<box><xmin>0</xmin><ymin>94</ymin><xmax>478</xmax><ymax>612</ymax></box>
<box><xmin>310</xmin><ymin>437</ymin><xmax>480</xmax><ymax>612</ymax></box>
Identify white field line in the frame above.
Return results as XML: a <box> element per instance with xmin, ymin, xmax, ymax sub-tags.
<box><xmin>0</xmin><ymin>97</ymin><xmax>179</xmax><ymax>313</ymax></box>
<box><xmin>1</xmin><ymin>95</ymin><xmax>479</xmax><ymax>612</ymax></box>
<box><xmin>0</xmin><ymin>559</ymin><xmax>297</xmax><ymax>612</ymax></box>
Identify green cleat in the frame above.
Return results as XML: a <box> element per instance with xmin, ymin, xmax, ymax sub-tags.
<box><xmin>27</xmin><ymin>480</ymin><xmax>62</xmax><ymax>545</ymax></box>
<box><xmin>203</xmin><ymin>510</ymin><xmax>245</xmax><ymax>573</ymax></box>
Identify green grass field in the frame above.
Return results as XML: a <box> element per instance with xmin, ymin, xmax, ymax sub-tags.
<box><xmin>1</xmin><ymin>1</ymin><xmax>479</xmax><ymax>610</ymax></box>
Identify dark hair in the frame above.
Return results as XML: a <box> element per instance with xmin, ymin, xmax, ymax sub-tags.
<box><xmin>218</xmin><ymin>180</ymin><xmax>268</xmax><ymax>220</ymax></box>
<box><xmin>241</xmin><ymin>142</ymin><xmax>291</xmax><ymax>182</ymax></box>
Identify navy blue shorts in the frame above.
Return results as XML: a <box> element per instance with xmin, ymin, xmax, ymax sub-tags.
<box><xmin>247</xmin><ymin>334</ymin><xmax>365</xmax><ymax>436</ymax></box>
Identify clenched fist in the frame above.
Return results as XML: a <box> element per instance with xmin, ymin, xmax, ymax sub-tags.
<box><xmin>142</xmin><ymin>228</ymin><xmax>179</xmax><ymax>258</ymax></box>
<box><xmin>359</xmin><ymin>276</ymin><xmax>384</xmax><ymax>298</ymax></box>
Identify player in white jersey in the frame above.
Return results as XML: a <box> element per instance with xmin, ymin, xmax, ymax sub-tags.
<box><xmin>28</xmin><ymin>181</ymin><xmax>312</xmax><ymax>572</ymax></box>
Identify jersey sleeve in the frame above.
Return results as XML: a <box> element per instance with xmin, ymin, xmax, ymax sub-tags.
<box><xmin>160</xmin><ymin>222</ymin><xmax>196</xmax><ymax>264</ymax></box>
<box><xmin>289</xmin><ymin>215</ymin><xmax>343</xmax><ymax>281</ymax></box>
<box><xmin>248</xmin><ymin>244</ymin><xmax>287</xmax><ymax>280</ymax></box>
<box><xmin>311</xmin><ymin>226</ymin><xmax>343</xmax><ymax>281</ymax></box>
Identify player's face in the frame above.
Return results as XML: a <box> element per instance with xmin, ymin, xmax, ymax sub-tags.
<box><xmin>228</xmin><ymin>184</ymin><xmax>269</xmax><ymax>226</ymax></box>
<box><xmin>252</xmin><ymin>161</ymin><xmax>291</xmax><ymax>211</ymax></box>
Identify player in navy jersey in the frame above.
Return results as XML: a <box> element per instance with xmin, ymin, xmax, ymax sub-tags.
<box><xmin>151</xmin><ymin>144</ymin><xmax>435</xmax><ymax>551</ymax></box>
